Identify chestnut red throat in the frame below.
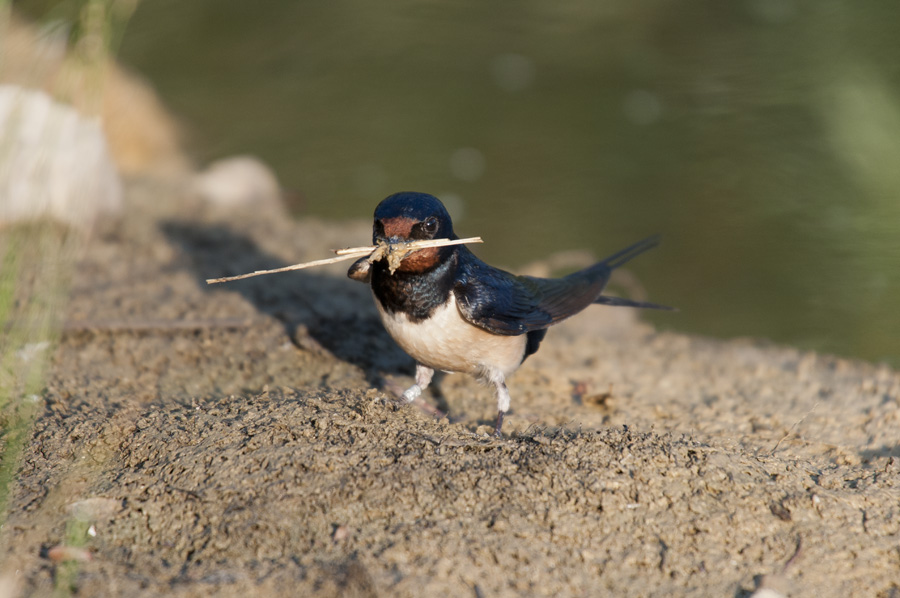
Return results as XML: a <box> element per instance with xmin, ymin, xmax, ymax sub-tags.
<box><xmin>348</xmin><ymin>191</ymin><xmax>671</xmax><ymax>436</ymax></box>
<box><xmin>380</xmin><ymin>215</ymin><xmax>441</xmax><ymax>273</ymax></box>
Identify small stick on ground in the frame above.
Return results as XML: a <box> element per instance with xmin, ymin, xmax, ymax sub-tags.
<box><xmin>771</xmin><ymin>401</ymin><xmax>820</xmax><ymax>455</ymax></box>
<box><xmin>782</xmin><ymin>536</ymin><xmax>803</xmax><ymax>572</ymax></box>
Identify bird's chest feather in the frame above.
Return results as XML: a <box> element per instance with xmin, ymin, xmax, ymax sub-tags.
<box><xmin>375</xmin><ymin>293</ymin><xmax>527</xmax><ymax>379</ymax></box>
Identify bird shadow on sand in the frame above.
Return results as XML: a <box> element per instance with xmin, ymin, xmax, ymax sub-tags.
<box><xmin>160</xmin><ymin>220</ymin><xmax>416</xmax><ymax>389</ymax></box>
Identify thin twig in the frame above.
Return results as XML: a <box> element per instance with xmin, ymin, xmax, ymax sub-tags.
<box><xmin>782</xmin><ymin>536</ymin><xmax>803</xmax><ymax>572</ymax></box>
<box><xmin>771</xmin><ymin>401</ymin><xmax>820</xmax><ymax>455</ymax></box>
<box><xmin>205</xmin><ymin>254</ymin><xmax>365</xmax><ymax>284</ymax></box>
<box><xmin>333</xmin><ymin>236</ymin><xmax>482</xmax><ymax>256</ymax></box>
<box><xmin>205</xmin><ymin>236</ymin><xmax>483</xmax><ymax>285</ymax></box>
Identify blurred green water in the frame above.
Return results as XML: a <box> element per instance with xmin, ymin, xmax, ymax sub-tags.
<box><xmin>25</xmin><ymin>0</ymin><xmax>900</xmax><ymax>365</ymax></box>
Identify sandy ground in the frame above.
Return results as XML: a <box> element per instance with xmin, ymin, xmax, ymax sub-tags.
<box><xmin>1</xmin><ymin>178</ymin><xmax>899</xmax><ymax>597</ymax></box>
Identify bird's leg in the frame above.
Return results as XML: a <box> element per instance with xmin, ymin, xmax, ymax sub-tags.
<box><xmin>494</xmin><ymin>411</ymin><xmax>505</xmax><ymax>436</ymax></box>
<box><xmin>493</xmin><ymin>379</ymin><xmax>510</xmax><ymax>437</ymax></box>
<box><xmin>401</xmin><ymin>364</ymin><xmax>434</xmax><ymax>403</ymax></box>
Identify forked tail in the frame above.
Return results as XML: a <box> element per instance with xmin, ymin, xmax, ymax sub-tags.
<box><xmin>601</xmin><ymin>234</ymin><xmax>660</xmax><ymax>270</ymax></box>
<box><xmin>595</xmin><ymin>234</ymin><xmax>675</xmax><ymax>311</ymax></box>
<box><xmin>594</xmin><ymin>294</ymin><xmax>675</xmax><ymax>311</ymax></box>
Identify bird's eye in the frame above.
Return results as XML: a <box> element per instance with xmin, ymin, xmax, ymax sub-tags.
<box><xmin>373</xmin><ymin>219</ymin><xmax>385</xmax><ymax>240</ymax></box>
<box><xmin>423</xmin><ymin>217</ymin><xmax>438</xmax><ymax>235</ymax></box>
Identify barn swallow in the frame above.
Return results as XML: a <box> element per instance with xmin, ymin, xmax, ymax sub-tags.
<box><xmin>348</xmin><ymin>191</ymin><xmax>670</xmax><ymax>436</ymax></box>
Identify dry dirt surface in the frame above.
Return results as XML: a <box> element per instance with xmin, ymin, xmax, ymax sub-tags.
<box><xmin>2</xmin><ymin>179</ymin><xmax>899</xmax><ymax>597</ymax></box>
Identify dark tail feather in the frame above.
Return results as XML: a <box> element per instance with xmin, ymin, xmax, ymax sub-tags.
<box><xmin>593</xmin><ymin>295</ymin><xmax>676</xmax><ymax>311</ymax></box>
<box><xmin>601</xmin><ymin>234</ymin><xmax>660</xmax><ymax>270</ymax></box>
<box><xmin>590</xmin><ymin>235</ymin><xmax>674</xmax><ymax>311</ymax></box>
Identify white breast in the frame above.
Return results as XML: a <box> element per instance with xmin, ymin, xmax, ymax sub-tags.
<box><xmin>375</xmin><ymin>292</ymin><xmax>527</xmax><ymax>383</ymax></box>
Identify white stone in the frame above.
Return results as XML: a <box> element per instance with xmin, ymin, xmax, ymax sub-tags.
<box><xmin>190</xmin><ymin>155</ymin><xmax>284</xmax><ymax>212</ymax></box>
<box><xmin>0</xmin><ymin>85</ymin><xmax>122</xmax><ymax>230</ymax></box>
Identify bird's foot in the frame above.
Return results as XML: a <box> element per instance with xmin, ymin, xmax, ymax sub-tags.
<box><xmin>494</xmin><ymin>410</ymin><xmax>505</xmax><ymax>437</ymax></box>
<box><xmin>401</xmin><ymin>384</ymin><xmax>422</xmax><ymax>403</ymax></box>
<box><xmin>396</xmin><ymin>383</ymin><xmax>446</xmax><ymax>419</ymax></box>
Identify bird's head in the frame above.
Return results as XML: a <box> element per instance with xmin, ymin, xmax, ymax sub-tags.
<box><xmin>372</xmin><ymin>192</ymin><xmax>457</xmax><ymax>273</ymax></box>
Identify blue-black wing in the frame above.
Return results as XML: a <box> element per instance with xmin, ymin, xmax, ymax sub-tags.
<box><xmin>453</xmin><ymin>235</ymin><xmax>667</xmax><ymax>336</ymax></box>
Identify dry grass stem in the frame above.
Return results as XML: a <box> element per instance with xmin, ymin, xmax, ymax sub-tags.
<box><xmin>333</xmin><ymin>236</ymin><xmax>482</xmax><ymax>256</ymax></box>
<box><xmin>206</xmin><ymin>236</ymin><xmax>482</xmax><ymax>285</ymax></box>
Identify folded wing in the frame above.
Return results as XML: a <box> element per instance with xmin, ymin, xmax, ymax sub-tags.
<box><xmin>454</xmin><ymin>235</ymin><xmax>667</xmax><ymax>335</ymax></box>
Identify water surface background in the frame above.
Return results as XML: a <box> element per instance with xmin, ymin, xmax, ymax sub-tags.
<box><xmin>23</xmin><ymin>0</ymin><xmax>900</xmax><ymax>365</ymax></box>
